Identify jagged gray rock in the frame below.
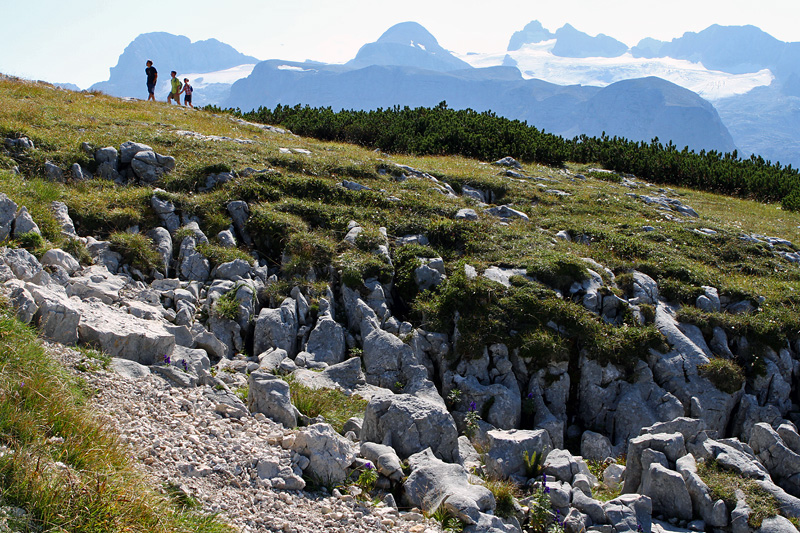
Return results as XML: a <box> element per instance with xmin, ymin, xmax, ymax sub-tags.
<box><xmin>361</xmin><ymin>393</ymin><xmax>459</xmax><ymax>462</ymax></box>
<box><xmin>247</xmin><ymin>372</ymin><xmax>298</xmax><ymax>428</ymax></box>
<box><xmin>13</xmin><ymin>206</ymin><xmax>40</xmax><ymax>237</ymax></box>
<box><xmin>253</xmin><ymin>297</ymin><xmax>298</xmax><ymax>357</ymax></box>
<box><xmin>640</xmin><ymin>463</ymin><xmax>693</xmax><ymax>521</ymax></box>
<box><xmin>483</xmin><ymin>428</ymin><xmax>553</xmax><ymax>481</ymax></box>
<box><xmin>0</xmin><ymin>194</ymin><xmax>17</xmax><ymax>241</ymax></box>
<box><xmin>360</xmin><ymin>442</ymin><xmax>404</xmax><ymax>483</ymax></box>
<box><xmin>77</xmin><ymin>300</ymin><xmax>176</xmax><ymax>364</ymax></box>
<box><xmin>404</xmin><ymin>448</ymin><xmax>495</xmax><ymax>526</ymax></box>
<box><xmin>304</xmin><ymin>312</ymin><xmax>346</xmax><ymax>365</ymax></box>
<box><xmin>40</xmin><ymin>248</ymin><xmax>80</xmax><ymax>275</ymax></box>
<box><xmin>290</xmin><ymin>423</ymin><xmax>355</xmax><ymax>484</ymax></box>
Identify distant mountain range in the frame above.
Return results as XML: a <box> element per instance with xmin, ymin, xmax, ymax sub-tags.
<box><xmin>86</xmin><ymin>22</ymin><xmax>800</xmax><ymax>166</ymax></box>
<box><xmin>90</xmin><ymin>32</ymin><xmax>258</xmax><ymax>103</ymax></box>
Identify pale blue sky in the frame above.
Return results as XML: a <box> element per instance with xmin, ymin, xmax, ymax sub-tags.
<box><xmin>2</xmin><ymin>0</ymin><xmax>800</xmax><ymax>88</ymax></box>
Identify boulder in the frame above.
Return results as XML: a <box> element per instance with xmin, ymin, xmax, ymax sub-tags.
<box><xmin>40</xmin><ymin>248</ymin><xmax>80</xmax><ymax>275</ymax></box>
<box><xmin>253</xmin><ymin>297</ymin><xmax>298</xmax><ymax>357</ymax></box>
<box><xmin>607</xmin><ymin>494</ymin><xmax>653</xmax><ymax>533</ymax></box>
<box><xmin>304</xmin><ymin>312</ymin><xmax>346</xmax><ymax>365</ymax></box>
<box><xmin>289</xmin><ymin>357</ymin><xmax>365</xmax><ymax>393</ymax></box>
<box><xmin>110</xmin><ymin>358</ymin><xmax>151</xmax><ymax>379</ymax></box>
<box><xmin>631</xmin><ymin>271</ymin><xmax>659</xmax><ymax>305</ymax></box>
<box><xmin>624</xmin><ymin>432</ymin><xmax>686</xmax><ymax>494</ymax></box>
<box><xmin>361</xmin><ymin>394</ymin><xmax>459</xmax><ymax>462</ymax></box>
<box><xmin>119</xmin><ymin>141</ymin><xmax>151</xmax><ymax>164</ymax></box>
<box><xmin>0</xmin><ymin>193</ymin><xmax>17</xmax><ymax>241</ymax></box>
<box><xmin>640</xmin><ymin>463</ymin><xmax>693</xmax><ymax>521</ymax></box>
<box><xmin>543</xmin><ymin>448</ymin><xmax>580</xmax><ymax>483</ymax></box>
<box><xmin>177</xmin><ymin>236</ymin><xmax>210</xmax><ymax>282</ymax></box>
<box><xmin>227</xmin><ymin>201</ymin><xmax>252</xmax><ymax>247</ymax></box>
<box><xmin>5</xmin><ymin>279</ymin><xmax>38</xmax><ymax>324</ymax></box>
<box><xmin>750</xmin><ymin>422</ymin><xmax>800</xmax><ymax>493</ymax></box>
<box><xmin>484</xmin><ymin>204</ymin><xmax>529</xmax><ymax>222</ymax></box>
<box><xmin>213</xmin><ymin>259</ymin><xmax>252</xmax><ymax>281</ymax></box>
<box><xmin>484</xmin><ymin>428</ymin><xmax>553</xmax><ymax>480</ymax></box>
<box><xmin>67</xmin><ymin>265</ymin><xmax>127</xmax><ymax>304</ymax></box>
<box><xmin>360</xmin><ymin>442</ymin><xmax>404</xmax><ymax>483</ymax></box>
<box><xmin>13</xmin><ymin>206</ymin><xmax>40</xmax><ymax>237</ymax></box>
<box><xmin>77</xmin><ymin>300</ymin><xmax>176</xmax><ymax>364</ymax></box>
<box><xmin>455</xmin><ymin>208</ymin><xmax>479</xmax><ymax>221</ymax></box>
<box><xmin>581</xmin><ymin>430</ymin><xmax>613</xmax><ymax>461</ymax></box>
<box><xmin>132</xmin><ymin>150</ymin><xmax>175</xmax><ymax>183</ymax></box>
<box><xmin>755</xmin><ymin>516</ymin><xmax>799</xmax><ymax>533</ymax></box>
<box><xmin>290</xmin><ymin>423</ymin><xmax>356</xmax><ymax>484</ymax></box>
<box><xmin>404</xmin><ymin>448</ymin><xmax>495</xmax><ymax>526</ymax></box>
<box><xmin>25</xmin><ymin>283</ymin><xmax>80</xmax><ymax>344</ymax></box>
<box><xmin>247</xmin><ymin>372</ymin><xmax>298</xmax><ymax>428</ymax></box>
<box><xmin>149</xmin><ymin>227</ymin><xmax>173</xmax><ymax>275</ymax></box>
<box><xmin>150</xmin><ymin>193</ymin><xmax>181</xmax><ymax>234</ymax></box>
<box><xmin>3</xmin><ymin>248</ymin><xmax>43</xmax><ymax>281</ymax></box>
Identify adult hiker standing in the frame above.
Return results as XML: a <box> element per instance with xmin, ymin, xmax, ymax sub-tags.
<box><xmin>167</xmin><ymin>71</ymin><xmax>182</xmax><ymax>105</ymax></box>
<box><xmin>145</xmin><ymin>60</ymin><xmax>157</xmax><ymax>102</ymax></box>
<box><xmin>181</xmin><ymin>78</ymin><xmax>194</xmax><ymax>108</ymax></box>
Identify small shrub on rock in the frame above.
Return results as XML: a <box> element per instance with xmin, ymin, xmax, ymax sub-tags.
<box><xmin>108</xmin><ymin>232</ymin><xmax>161</xmax><ymax>273</ymax></box>
<box><xmin>699</xmin><ymin>357</ymin><xmax>745</xmax><ymax>394</ymax></box>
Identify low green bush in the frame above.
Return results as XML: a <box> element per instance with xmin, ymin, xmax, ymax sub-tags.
<box><xmin>698</xmin><ymin>460</ymin><xmax>778</xmax><ymax>528</ymax></box>
<box><xmin>108</xmin><ymin>232</ymin><xmax>162</xmax><ymax>273</ymax></box>
<box><xmin>285</xmin><ymin>377</ymin><xmax>368</xmax><ymax>434</ymax></box>
<box><xmin>699</xmin><ymin>358</ymin><xmax>745</xmax><ymax>394</ymax></box>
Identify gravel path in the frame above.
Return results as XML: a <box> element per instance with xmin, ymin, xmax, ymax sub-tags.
<box><xmin>48</xmin><ymin>342</ymin><xmax>442</xmax><ymax>533</ymax></box>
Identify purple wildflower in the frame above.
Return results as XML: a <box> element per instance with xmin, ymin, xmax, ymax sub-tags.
<box><xmin>163</xmin><ymin>354</ymin><xmax>171</xmax><ymax>365</ymax></box>
<box><xmin>469</xmin><ymin>401</ymin><xmax>477</xmax><ymax>412</ymax></box>
<box><xmin>544</xmin><ymin>486</ymin><xmax>550</xmax><ymax>494</ymax></box>
<box><xmin>182</xmin><ymin>359</ymin><xmax>188</xmax><ymax>371</ymax></box>
<box><xmin>527</xmin><ymin>392</ymin><xmax>533</xmax><ymax>399</ymax></box>
<box><xmin>365</xmin><ymin>462</ymin><xmax>373</xmax><ymax>470</ymax></box>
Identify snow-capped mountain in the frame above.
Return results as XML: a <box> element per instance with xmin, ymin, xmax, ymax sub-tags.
<box><xmin>461</xmin><ymin>20</ymin><xmax>800</xmax><ymax>166</ymax></box>
<box><xmin>347</xmin><ymin>21</ymin><xmax>472</xmax><ymax>71</ymax></box>
<box><xmin>225</xmin><ymin>22</ymin><xmax>736</xmax><ymax>154</ymax></box>
<box><xmin>459</xmin><ymin>24</ymin><xmax>774</xmax><ymax>101</ymax></box>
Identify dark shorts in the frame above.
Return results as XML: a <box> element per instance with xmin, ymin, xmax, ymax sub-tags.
<box><xmin>147</xmin><ymin>83</ymin><xmax>156</xmax><ymax>95</ymax></box>
<box><xmin>184</xmin><ymin>95</ymin><xmax>192</xmax><ymax>104</ymax></box>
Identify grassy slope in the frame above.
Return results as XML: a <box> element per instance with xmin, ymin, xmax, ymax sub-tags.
<box><xmin>1</xmin><ymin>76</ymin><xmax>800</xmax><ymax>526</ymax></box>
<box><xmin>0</xmin><ymin>300</ymin><xmax>233</xmax><ymax>532</ymax></box>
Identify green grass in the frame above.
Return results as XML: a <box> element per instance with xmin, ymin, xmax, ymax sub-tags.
<box><xmin>284</xmin><ymin>377</ymin><xmax>368</xmax><ymax>434</ymax></box>
<box><xmin>0</xmin><ymin>301</ymin><xmax>232</xmax><ymax>532</ymax></box>
<box><xmin>698</xmin><ymin>358</ymin><xmax>746</xmax><ymax>394</ymax></box>
<box><xmin>483</xmin><ymin>478</ymin><xmax>520</xmax><ymax>519</ymax></box>
<box><xmin>698</xmin><ymin>460</ymin><xmax>779</xmax><ymax>528</ymax></box>
<box><xmin>1</xmin><ymin>75</ymin><xmax>800</xmax><ymax>399</ymax></box>
<box><xmin>108</xmin><ymin>231</ymin><xmax>163</xmax><ymax>273</ymax></box>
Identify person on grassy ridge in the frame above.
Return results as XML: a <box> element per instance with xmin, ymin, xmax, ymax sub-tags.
<box><xmin>167</xmin><ymin>71</ymin><xmax>182</xmax><ymax>105</ymax></box>
<box><xmin>145</xmin><ymin>60</ymin><xmax>157</xmax><ymax>102</ymax></box>
<box><xmin>181</xmin><ymin>78</ymin><xmax>193</xmax><ymax>108</ymax></box>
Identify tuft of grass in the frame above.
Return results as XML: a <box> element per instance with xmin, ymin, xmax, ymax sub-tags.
<box><xmin>483</xmin><ymin>478</ymin><xmax>520</xmax><ymax>519</ymax></box>
<box><xmin>108</xmin><ymin>231</ymin><xmax>162</xmax><ymax>273</ymax></box>
<box><xmin>0</xmin><ymin>302</ymin><xmax>233</xmax><ymax>532</ymax></box>
<box><xmin>334</xmin><ymin>248</ymin><xmax>393</xmax><ymax>288</ymax></box>
<box><xmin>698</xmin><ymin>460</ymin><xmax>779</xmax><ymax>528</ymax></box>
<box><xmin>195</xmin><ymin>242</ymin><xmax>252</xmax><ymax>268</ymax></box>
<box><xmin>427</xmin><ymin>503</ymin><xmax>466</xmax><ymax>533</ymax></box>
<box><xmin>699</xmin><ymin>358</ymin><xmax>745</xmax><ymax>394</ymax></box>
<box><xmin>284</xmin><ymin>377</ymin><xmax>367</xmax><ymax>434</ymax></box>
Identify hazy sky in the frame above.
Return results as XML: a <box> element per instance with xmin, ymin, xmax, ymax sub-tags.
<box><xmin>3</xmin><ymin>0</ymin><xmax>800</xmax><ymax>88</ymax></box>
